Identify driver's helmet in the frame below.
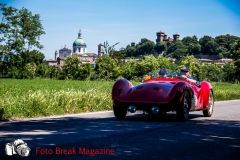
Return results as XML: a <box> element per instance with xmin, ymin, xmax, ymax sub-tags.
<box><xmin>159</xmin><ymin>68</ymin><xmax>168</xmax><ymax>76</ymax></box>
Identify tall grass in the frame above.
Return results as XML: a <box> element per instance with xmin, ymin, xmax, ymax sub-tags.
<box><xmin>211</xmin><ymin>82</ymin><xmax>240</xmax><ymax>101</ymax></box>
<box><xmin>0</xmin><ymin>79</ymin><xmax>113</xmax><ymax>119</ymax></box>
<box><xmin>0</xmin><ymin>79</ymin><xmax>239</xmax><ymax>119</ymax></box>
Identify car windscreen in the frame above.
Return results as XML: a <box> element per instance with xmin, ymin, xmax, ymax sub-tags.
<box><xmin>147</xmin><ymin>69</ymin><xmax>181</xmax><ymax>78</ymax></box>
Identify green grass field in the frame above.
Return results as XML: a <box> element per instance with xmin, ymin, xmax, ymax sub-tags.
<box><xmin>0</xmin><ymin>79</ymin><xmax>240</xmax><ymax>120</ymax></box>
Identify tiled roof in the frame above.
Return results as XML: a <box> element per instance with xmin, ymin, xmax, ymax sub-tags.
<box><xmin>199</xmin><ymin>59</ymin><xmax>213</xmax><ymax>62</ymax></box>
<box><xmin>74</xmin><ymin>53</ymin><xmax>97</xmax><ymax>57</ymax></box>
<box><xmin>46</xmin><ymin>59</ymin><xmax>57</xmax><ymax>62</ymax></box>
<box><xmin>86</xmin><ymin>53</ymin><xmax>97</xmax><ymax>57</ymax></box>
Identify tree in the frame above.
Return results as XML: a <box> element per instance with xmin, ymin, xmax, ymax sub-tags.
<box><xmin>76</xmin><ymin>63</ymin><xmax>93</xmax><ymax>80</ymax></box>
<box><xmin>0</xmin><ymin>3</ymin><xmax>45</xmax><ymax>76</ymax></box>
<box><xmin>199</xmin><ymin>36</ymin><xmax>219</xmax><ymax>55</ymax></box>
<box><xmin>187</xmin><ymin>43</ymin><xmax>201</xmax><ymax>55</ymax></box>
<box><xmin>182</xmin><ymin>36</ymin><xmax>201</xmax><ymax>55</ymax></box>
<box><xmin>103</xmin><ymin>41</ymin><xmax>119</xmax><ymax>55</ymax></box>
<box><xmin>216</xmin><ymin>46</ymin><xmax>228</xmax><ymax>59</ymax></box>
<box><xmin>135</xmin><ymin>38</ymin><xmax>155</xmax><ymax>56</ymax></box>
<box><xmin>21</xmin><ymin>50</ymin><xmax>45</xmax><ymax>65</ymax></box>
<box><xmin>125</xmin><ymin>45</ymin><xmax>136</xmax><ymax>57</ymax></box>
<box><xmin>215</xmin><ymin>34</ymin><xmax>240</xmax><ymax>56</ymax></box>
<box><xmin>47</xmin><ymin>66</ymin><xmax>60</xmax><ymax>79</ymax></box>
<box><xmin>95</xmin><ymin>55</ymin><xmax>118</xmax><ymax>79</ymax></box>
<box><xmin>112</xmin><ymin>66</ymin><xmax>122</xmax><ymax>79</ymax></box>
<box><xmin>109</xmin><ymin>48</ymin><xmax>126</xmax><ymax>65</ymax></box>
<box><xmin>135</xmin><ymin>55</ymin><xmax>159</xmax><ymax>77</ymax></box>
<box><xmin>166</xmin><ymin>41</ymin><xmax>188</xmax><ymax>59</ymax></box>
<box><xmin>217</xmin><ymin>53</ymin><xmax>223</xmax><ymax>59</ymax></box>
<box><xmin>232</xmin><ymin>40</ymin><xmax>240</xmax><ymax>60</ymax></box>
<box><xmin>62</xmin><ymin>55</ymin><xmax>81</xmax><ymax>79</ymax></box>
<box><xmin>7</xmin><ymin>54</ymin><xmax>23</xmax><ymax>78</ymax></box>
<box><xmin>201</xmin><ymin>63</ymin><xmax>224</xmax><ymax>82</ymax></box>
<box><xmin>0</xmin><ymin>4</ymin><xmax>45</xmax><ymax>54</ymax></box>
<box><xmin>35</xmin><ymin>63</ymin><xmax>48</xmax><ymax>77</ymax></box>
<box><xmin>223</xmin><ymin>62</ymin><xmax>236</xmax><ymax>82</ymax></box>
<box><xmin>154</xmin><ymin>42</ymin><xmax>167</xmax><ymax>54</ymax></box>
<box><xmin>24</xmin><ymin>62</ymin><xmax>37</xmax><ymax>79</ymax></box>
<box><xmin>232</xmin><ymin>40</ymin><xmax>240</xmax><ymax>80</ymax></box>
<box><xmin>182</xmin><ymin>35</ymin><xmax>198</xmax><ymax>46</ymax></box>
<box><xmin>157</xmin><ymin>57</ymin><xmax>172</xmax><ymax>69</ymax></box>
<box><xmin>121</xmin><ymin>60</ymin><xmax>138</xmax><ymax>80</ymax></box>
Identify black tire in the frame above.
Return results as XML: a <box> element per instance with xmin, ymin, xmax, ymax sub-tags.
<box><xmin>113</xmin><ymin>105</ymin><xmax>127</xmax><ymax>120</ymax></box>
<box><xmin>176</xmin><ymin>91</ymin><xmax>190</xmax><ymax>121</ymax></box>
<box><xmin>203</xmin><ymin>90</ymin><xmax>214</xmax><ymax>117</ymax></box>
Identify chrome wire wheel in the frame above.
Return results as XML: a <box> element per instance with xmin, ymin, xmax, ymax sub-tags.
<box><xmin>183</xmin><ymin>97</ymin><xmax>189</xmax><ymax>119</ymax></box>
<box><xmin>208</xmin><ymin>92</ymin><xmax>213</xmax><ymax>114</ymax></box>
<box><xmin>203</xmin><ymin>90</ymin><xmax>214</xmax><ymax>117</ymax></box>
<box><xmin>177</xmin><ymin>91</ymin><xmax>190</xmax><ymax>121</ymax></box>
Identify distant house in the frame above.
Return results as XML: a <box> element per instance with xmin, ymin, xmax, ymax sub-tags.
<box><xmin>213</xmin><ymin>58</ymin><xmax>233</xmax><ymax>66</ymax></box>
<box><xmin>76</xmin><ymin>53</ymin><xmax>98</xmax><ymax>66</ymax></box>
<box><xmin>198</xmin><ymin>59</ymin><xmax>214</xmax><ymax>63</ymax></box>
<box><xmin>46</xmin><ymin>59</ymin><xmax>58</xmax><ymax>66</ymax></box>
<box><xmin>199</xmin><ymin>58</ymin><xmax>232</xmax><ymax>66</ymax></box>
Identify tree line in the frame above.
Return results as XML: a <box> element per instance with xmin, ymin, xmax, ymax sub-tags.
<box><xmin>1</xmin><ymin>4</ymin><xmax>240</xmax><ymax>82</ymax></box>
<box><xmin>124</xmin><ymin>34</ymin><xmax>240</xmax><ymax>59</ymax></box>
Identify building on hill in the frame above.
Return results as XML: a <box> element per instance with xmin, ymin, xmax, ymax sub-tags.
<box><xmin>46</xmin><ymin>29</ymin><xmax>97</xmax><ymax>67</ymax></box>
<box><xmin>156</xmin><ymin>31</ymin><xmax>180</xmax><ymax>43</ymax></box>
<box><xmin>130</xmin><ymin>31</ymin><xmax>180</xmax><ymax>48</ymax></box>
<box><xmin>194</xmin><ymin>54</ymin><xmax>232</xmax><ymax>66</ymax></box>
<box><xmin>199</xmin><ymin>58</ymin><xmax>233</xmax><ymax>66</ymax></box>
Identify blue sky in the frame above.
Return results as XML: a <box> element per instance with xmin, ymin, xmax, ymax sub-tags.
<box><xmin>1</xmin><ymin>0</ymin><xmax>240</xmax><ymax>60</ymax></box>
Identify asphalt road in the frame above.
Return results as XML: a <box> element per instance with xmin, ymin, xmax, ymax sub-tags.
<box><xmin>0</xmin><ymin>100</ymin><xmax>240</xmax><ymax>160</ymax></box>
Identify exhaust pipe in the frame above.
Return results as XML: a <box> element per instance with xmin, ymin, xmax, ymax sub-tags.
<box><xmin>151</xmin><ymin>106</ymin><xmax>160</xmax><ymax>114</ymax></box>
<box><xmin>128</xmin><ymin>105</ymin><xmax>137</xmax><ymax>113</ymax></box>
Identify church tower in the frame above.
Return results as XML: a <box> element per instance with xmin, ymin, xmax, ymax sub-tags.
<box><xmin>98</xmin><ymin>43</ymin><xmax>104</xmax><ymax>57</ymax></box>
<box><xmin>73</xmin><ymin>29</ymin><xmax>87</xmax><ymax>54</ymax></box>
<box><xmin>55</xmin><ymin>50</ymin><xmax>58</xmax><ymax>60</ymax></box>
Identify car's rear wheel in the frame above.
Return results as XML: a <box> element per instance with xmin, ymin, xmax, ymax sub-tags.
<box><xmin>176</xmin><ymin>91</ymin><xmax>190</xmax><ymax>121</ymax></box>
<box><xmin>113</xmin><ymin>105</ymin><xmax>127</xmax><ymax>120</ymax></box>
<box><xmin>203</xmin><ymin>90</ymin><xmax>214</xmax><ymax>117</ymax></box>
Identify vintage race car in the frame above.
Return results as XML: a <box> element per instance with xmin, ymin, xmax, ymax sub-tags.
<box><xmin>112</xmin><ymin>70</ymin><xmax>214</xmax><ymax>120</ymax></box>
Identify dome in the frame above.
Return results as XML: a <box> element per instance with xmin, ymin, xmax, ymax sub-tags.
<box><xmin>73</xmin><ymin>38</ymin><xmax>86</xmax><ymax>46</ymax></box>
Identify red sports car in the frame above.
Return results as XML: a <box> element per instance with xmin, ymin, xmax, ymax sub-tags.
<box><xmin>111</xmin><ymin>70</ymin><xmax>214</xmax><ymax>120</ymax></box>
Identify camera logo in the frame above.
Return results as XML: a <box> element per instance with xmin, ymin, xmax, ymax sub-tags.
<box><xmin>5</xmin><ymin>139</ymin><xmax>31</xmax><ymax>157</ymax></box>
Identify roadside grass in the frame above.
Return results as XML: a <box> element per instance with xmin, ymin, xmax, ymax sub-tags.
<box><xmin>211</xmin><ymin>82</ymin><xmax>240</xmax><ymax>101</ymax></box>
<box><xmin>0</xmin><ymin>79</ymin><xmax>113</xmax><ymax>119</ymax></box>
<box><xmin>0</xmin><ymin>79</ymin><xmax>239</xmax><ymax>119</ymax></box>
